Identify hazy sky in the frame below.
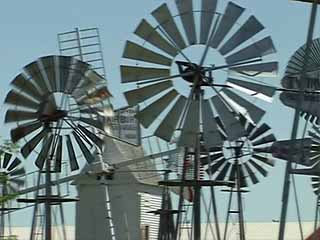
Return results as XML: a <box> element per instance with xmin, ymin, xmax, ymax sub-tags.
<box><xmin>0</xmin><ymin>0</ymin><xmax>319</xmax><ymax>233</ymax></box>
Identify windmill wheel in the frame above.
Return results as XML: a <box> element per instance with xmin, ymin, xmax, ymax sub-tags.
<box><xmin>121</xmin><ymin>0</ymin><xmax>278</xmax><ymax>148</ymax></box>
<box><xmin>280</xmin><ymin>38</ymin><xmax>320</xmax><ymax>124</ymax></box>
<box><xmin>311</xmin><ymin>177</ymin><xmax>320</xmax><ymax>196</ymax></box>
<box><xmin>308</xmin><ymin>125</ymin><xmax>320</xmax><ymax>195</ymax></box>
<box><xmin>201</xmin><ymin>119</ymin><xmax>276</xmax><ymax>187</ymax></box>
<box><xmin>4</xmin><ymin>55</ymin><xmax>112</xmax><ymax>171</ymax></box>
<box><xmin>0</xmin><ymin>152</ymin><xmax>25</xmax><ymax>195</ymax></box>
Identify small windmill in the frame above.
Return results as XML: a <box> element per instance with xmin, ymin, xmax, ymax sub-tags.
<box><xmin>0</xmin><ymin>152</ymin><xmax>24</xmax><ymax>239</ymax></box>
<box><xmin>4</xmin><ymin>55</ymin><xmax>111</xmax><ymax>240</ymax></box>
<box><xmin>200</xmin><ymin>118</ymin><xmax>276</xmax><ymax>239</ymax></box>
<box><xmin>120</xmin><ymin>0</ymin><xmax>278</xmax><ymax>239</ymax></box>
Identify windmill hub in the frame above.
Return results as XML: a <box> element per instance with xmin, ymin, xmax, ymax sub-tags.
<box><xmin>223</xmin><ymin>140</ymin><xmax>253</xmax><ymax>164</ymax></box>
<box><xmin>39</xmin><ymin>109</ymin><xmax>67</xmax><ymax>123</ymax></box>
<box><xmin>176</xmin><ymin>61</ymin><xmax>213</xmax><ymax>87</ymax></box>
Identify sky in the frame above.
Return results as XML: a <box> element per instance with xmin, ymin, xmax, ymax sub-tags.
<box><xmin>0</xmin><ymin>0</ymin><xmax>319</xmax><ymax>235</ymax></box>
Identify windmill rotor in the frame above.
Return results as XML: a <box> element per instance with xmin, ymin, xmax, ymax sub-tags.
<box><xmin>201</xmin><ymin>119</ymin><xmax>276</xmax><ymax>187</ymax></box>
<box><xmin>0</xmin><ymin>152</ymin><xmax>25</xmax><ymax>197</ymax></box>
<box><xmin>280</xmin><ymin>38</ymin><xmax>320</xmax><ymax>124</ymax></box>
<box><xmin>121</xmin><ymin>0</ymin><xmax>278</xmax><ymax>148</ymax></box>
<box><xmin>4</xmin><ymin>55</ymin><xmax>111</xmax><ymax>171</ymax></box>
<box><xmin>302</xmin><ymin>125</ymin><xmax>320</xmax><ymax>195</ymax></box>
<box><xmin>0</xmin><ymin>151</ymin><xmax>24</xmax><ymax>238</ymax></box>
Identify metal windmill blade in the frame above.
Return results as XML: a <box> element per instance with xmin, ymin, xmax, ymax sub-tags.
<box><xmin>120</xmin><ymin>0</ymin><xmax>278</xmax><ymax>148</ymax></box>
<box><xmin>201</xmin><ymin>121</ymin><xmax>276</xmax><ymax>187</ymax></box>
<box><xmin>280</xmin><ymin>38</ymin><xmax>320</xmax><ymax>124</ymax></box>
<box><xmin>5</xmin><ymin>55</ymin><xmax>111</xmax><ymax>171</ymax></box>
<box><xmin>287</xmin><ymin>125</ymin><xmax>320</xmax><ymax>175</ymax></box>
<box><xmin>271</xmin><ymin>138</ymin><xmax>314</xmax><ymax>167</ymax></box>
<box><xmin>0</xmin><ymin>152</ymin><xmax>25</xmax><ymax>195</ymax></box>
<box><xmin>311</xmin><ymin>176</ymin><xmax>320</xmax><ymax>195</ymax></box>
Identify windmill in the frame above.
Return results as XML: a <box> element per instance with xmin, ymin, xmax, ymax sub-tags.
<box><xmin>4</xmin><ymin>55</ymin><xmax>111</xmax><ymax>240</ymax></box>
<box><xmin>278</xmin><ymin>2</ymin><xmax>319</xmax><ymax>232</ymax></box>
<box><xmin>280</xmin><ymin>38</ymin><xmax>320</xmax><ymax>124</ymax></box>
<box><xmin>200</xmin><ymin>118</ymin><xmax>276</xmax><ymax>240</ymax></box>
<box><xmin>120</xmin><ymin>0</ymin><xmax>278</xmax><ymax>239</ymax></box>
<box><xmin>0</xmin><ymin>152</ymin><xmax>25</xmax><ymax>239</ymax></box>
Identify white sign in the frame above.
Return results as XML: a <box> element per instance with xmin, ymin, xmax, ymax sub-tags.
<box><xmin>111</xmin><ymin>106</ymin><xmax>140</xmax><ymax>145</ymax></box>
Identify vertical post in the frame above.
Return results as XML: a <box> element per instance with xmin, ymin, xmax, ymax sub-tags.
<box><xmin>75</xmin><ymin>28</ymin><xmax>84</xmax><ymax>61</ymax></box>
<box><xmin>314</xmin><ymin>196</ymin><xmax>319</xmax><ymax>234</ymax></box>
<box><xmin>45</xmin><ymin>155</ymin><xmax>52</xmax><ymax>240</ymax></box>
<box><xmin>278</xmin><ymin>2</ymin><xmax>318</xmax><ymax>239</ymax></box>
<box><xmin>0</xmin><ymin>192</ymin><xmax>4</xmax><ymax>238</ymax></box>
<box><xmin>236</xmin><ymin>159</ymin><xmax>245</xmax><ymax>240</ymax></box>
<box><xmin>193</xmin><ymin>88</ymin><xmax>201</xmax><ymax>240</ymax></box>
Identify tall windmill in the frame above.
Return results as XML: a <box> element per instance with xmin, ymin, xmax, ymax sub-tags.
<box><xmin>278</xmin><ymin>0</ymin><xmax>319</xmax><ymax>232</ymax></box>
<box><xmin>4</xmin><ymin>55</ymin><xmax>111</xmax><ymax>240</ymax></box>
<box><xmin>120</xmin><ymin>0</ymin><xmax>278</xmax><ymax>239</ymax></box>
<box><xmin>0</xmin><ymin>152</ymin><xmax>25</xmax><ymax>239</ymax></box>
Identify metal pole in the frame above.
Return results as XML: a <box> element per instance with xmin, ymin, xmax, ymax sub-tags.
<box><xmin>314</xmin><ymin>199</ymin><xmax>319</xmax><ymax>240</ymax></box>
<box><xmin>278</xmin><ymin>2</ymin><xmax>318</xmax><ymax>239</ymax></box>
<box><xmin>45</xmin><ymin>156</ymin><xmax>52</xmax><ymax>240</ymax></box>
<box><xmin>75</xmin><ymin>28</ymin><xmax>84</xmax><ymax>61</ymax></box>
<box><xmin>314</xmin><ymin>204</ymin><xmax>319</xmax><ymax>232</ymax></box>
<box><xmin>193</xmin><ymin>89</ymin><xmax>201</xmax><ymax>240</ymax></box>
<box><xmin>235</xmin><ymin>159</ymin><xmax>245</xmax><ymax>240</ymax></box>
<box><xmin>0</xmin><ymin>187</ymin><xmax>4</xmax><ymax>238</ymax></box>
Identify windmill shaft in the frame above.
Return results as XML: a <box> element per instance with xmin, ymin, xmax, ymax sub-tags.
<box><xmin>279</xmin><ymin>2</ymin><xmax>318</xmax><ymax>239</ymax></box>
<box><xmin>193</xmin><ymin>88</ymin><xmax>201</xmax><ymax>240</ymax></box>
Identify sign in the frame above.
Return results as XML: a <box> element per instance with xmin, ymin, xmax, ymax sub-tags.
<box><xmin>111</xmin><ymin>106</ymin><xmax>141</xmax><ymax>145</ymax></box>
